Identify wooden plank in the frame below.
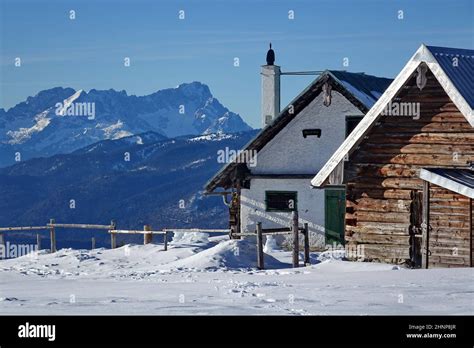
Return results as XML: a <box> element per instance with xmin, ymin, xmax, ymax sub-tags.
<box><xmin>348</xmin><ymin>178</ymin><xmax>423</xmax><ymax>190</ymax></box>
<box><xmin>367</xmin><ymin>132</ymin><xmax>474</xmax><ymax>145</ymax></box>
<box><xmin>347</xmin><ymin>188</ymin><xmax>413</xmax><ymax>200</ymax></box>
<box><xmin>354</xmin><ymin>153</ymin><xmax>472</xmax><ymax>166</ymax></box>
<box><xmin>373</xmin><ymin>122</ymin><xmax>474</xmax><ymax>133</ymax></box>
<box><xmin>346</xmin><ymin>223</ymin><xmax>409</xmax><ymax>235</ymax></box>
<box><xmin>362</xmin><ymin>143</ymin><xmax>474</xmax><ymax>155</ymax></box>
<box><xmin>347</xmin><ymin>198</ymin><xmax>411</xmax><ymax>213</ymax></box>
<box><xmin>359</xmin><ymin>243</ymin><xmax>410</xmax><ymax>260</ymax></box>
<box><xmin>346</xmin><ymin>233</ymin><xmax>410</xmax><ymax>244</ymax></box>
<box><xmin>347</xmin><ymin>211</ymin><xmax>411</xmax><ymax>223</ymax></box>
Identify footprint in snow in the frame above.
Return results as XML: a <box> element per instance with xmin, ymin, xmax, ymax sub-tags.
<box><xmin>0</xmin><ymin>297</ymin><xmax>21</xmax><ymax>302</ymax></box>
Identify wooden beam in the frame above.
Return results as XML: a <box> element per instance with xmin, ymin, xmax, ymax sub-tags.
<box><xmin>49</xmin><ymin>218</ymin><xmax>56</xmax><ymax>253</ymax></box>
<box><xmin>422</xmin><ymin>181</ymin><xmax>430</xmax><ymax>268</ymax></box>
<box><xmin>247</xmin><ymin>174</ymin><xmax>315</xmax><ymax>179</ymax></box>
<box><xmin>261</xmin><ymin>227</ymin><xmax>291</xmax><ymax>233</ymax></box>
<box><xmin>256</xmin><ymin>222</ymin><xmax>264</xmax><ymax>270</ymax></box>
<box><xmin>303</xmin><ymin>223</ymin><xmax>310</xmax><ymax>266</ymax></box>
<box><xmin>164</xmin><ymin>231</ymin><xmax>169</xmax><ymax>251</ymax></box>
<box><xmin>0</xmin><ymin>226</ymin><xmax>49</xmax><ymax>232</ymax></box>
<box><xmin>292</xmin><ymin>211</ymin><xmax>299</xmax><ymax>268</ymax></box>
<box><xmin>110</xmin><ymin>220</ymin><xmax>117</xmax><ymax>249</ymax></box>
<box><xmin>470</xmin><ymin>198</ymin><xmax>473</xmax><ymax>267</ymax></box>
<box><xmin>162</xmin><ymin>229</ymin><xmax>229</xmax><ymax>233</ymax></box>
<box><xmin>143</xmin><ymin>225</ymin><xmax>152</xmax><ymax>245</ymax></box>
<box><xmin>47</xmin><ymin>223</ymin><xmax>113</xmax><ymax>229</ymax></box>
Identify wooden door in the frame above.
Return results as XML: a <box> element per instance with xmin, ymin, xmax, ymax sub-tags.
<box><xmin>410</xmin><ymin>190</ymin><xmax>423</xmax><ymax>267</ymax></box>
<box><xmin>325</xmin><ymin>188</ymin><xmax>346</xmax><ymax>245</ymax></box>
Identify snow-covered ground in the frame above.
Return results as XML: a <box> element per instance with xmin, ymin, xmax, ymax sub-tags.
<box><xmin>0</xmin><ymin>234</ymin><xmax>472</xmax><ymax>315</ymax></box>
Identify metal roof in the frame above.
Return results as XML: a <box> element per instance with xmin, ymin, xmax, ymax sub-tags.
<box><xmin>427</xmin><ymin>46</ymin><xmax>474</xmax><ymax>109</ymax></box>
<box><xmin>419</xmin><ymin>168</ymin><xmax>474</xmax><ymax>199</ymax></box>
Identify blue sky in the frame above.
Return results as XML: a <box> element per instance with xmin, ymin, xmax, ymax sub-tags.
<box><xmin>1</xmin><ymin>0</ymin><xmax>473</xmax><ymax>128</ymax></box>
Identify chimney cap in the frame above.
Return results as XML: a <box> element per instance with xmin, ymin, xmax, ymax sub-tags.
<box><xmin>266</xmin><ymin>43</ymin><xmax>275</xmax><ymax>65</ymax></box>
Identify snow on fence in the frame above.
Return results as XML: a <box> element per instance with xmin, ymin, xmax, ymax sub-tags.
<box><xmin>0</xmin><ymin>219</ymin><xmax>231</xmax><ymax>255</ymax></box>
<box><xmin>0</xmin><ymin>215</ymin><xmax>310</xmax><ymax>269</ymax></box>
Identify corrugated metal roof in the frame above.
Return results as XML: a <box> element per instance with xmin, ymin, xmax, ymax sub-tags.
<box><xmin>419</xmin><ymin>168</ymin><xmax>474</xmax><ymax>198</ymax></box>
<box><xmin>427</xmin><ymin>46</ymin><xmax>474</xmax><ymax>109</ymax></box>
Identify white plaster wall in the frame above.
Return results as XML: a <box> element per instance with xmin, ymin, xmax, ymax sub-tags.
<box><xmin>252</xmin><ymin>91</ymin><xmax>363</xmax><ymax>174</ymax></box>
<box><xmin>240</xmin><ymin>178</ymin><xmax>326</xmax><ymax>246</ymax></box>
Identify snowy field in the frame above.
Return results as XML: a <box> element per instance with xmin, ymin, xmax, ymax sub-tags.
<box><xmin>0</xmin><ymin>233</ymin><xmax>472</xmax><ymax>315</ymax></box>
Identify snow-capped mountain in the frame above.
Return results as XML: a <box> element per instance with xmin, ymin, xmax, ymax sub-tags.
<box><xmin>0</xmin><ymin>82</ymin><xmax>252</xmax><ymax>167</ymax></box>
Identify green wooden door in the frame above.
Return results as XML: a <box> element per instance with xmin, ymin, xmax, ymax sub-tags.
<box><xmin>325</xmin><ymin>188</ymin><xmax>346</xmax><ymax>245</ymax></box>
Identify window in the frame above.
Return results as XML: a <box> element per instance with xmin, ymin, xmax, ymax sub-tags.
<box><xmin>265</xmin><ymin>191</ymin><xmax>297</xmax><ymax>212</ymax></box>
<box><xmin>345</xmin><ymin>116</ymin><xmax>364</xmax><ymax>138</ymax></box>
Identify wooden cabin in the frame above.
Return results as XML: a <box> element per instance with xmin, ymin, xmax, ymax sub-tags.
<box><xmin>205</xmin><ymin>47</ymin><xmax>392</xmax><ymax>244</ymax></box>
<box><xmin>312</xmin><ymin>45</ymin><xmax>474</xmax><ymax>268</ymax></box>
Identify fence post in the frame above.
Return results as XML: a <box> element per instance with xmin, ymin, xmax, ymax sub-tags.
<box><xmin>36</xmin><ymin>233</ymin><xmax>41</xmax><ymax>251</ymax></box>
<box><xmin>49</xmin><ymin>218</ymin><xmax>56</xmax><ymax>253</ymax></box>
<box><xmin>256</xmin><ymin>222</ymin><xmax>264</xmax><ymax>270</ymax></box>
<box><xmin>303</xmin><ymin>223</ymin><xmax>310</xmax><ymax>266</ymax></box>
<box><xmin>110</xmin><ymin>220</ymin><xmax>117</xmax><ymax>249</ymax></box>
<box><xmin>91</xmin><ymin>237</ymin><xmax>96</xmax><ymax>250</ymax></box>
<box><xmin>144</xmin><ymin>225</ymin><xmax>152</xmax><ymax>245</ymax></box>
<box><xmin>163</xmin><ymin>231</ymin><xmax>168</xmax><ymax>251</ymax></box>
<box><xmin>292</xmin><ymin>211</ymin><xmax>299</xmax><ymax>268</ymax></box>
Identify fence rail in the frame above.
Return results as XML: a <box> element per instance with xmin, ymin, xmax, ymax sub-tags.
<box><xmin>0</xmin><ymin>215</ymin><xmax>311</xmax><ymax>269</ymax></box>
<box><xmin>0</xmin><ymin>226</ymin><xmax>49</xmax><ymax>232</ymax></box>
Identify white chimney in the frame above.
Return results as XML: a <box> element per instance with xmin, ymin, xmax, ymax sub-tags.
<box><xmin>261</xmin><ymin>43</ymin><xmax>280</xmax><ymax>127</ymax></box>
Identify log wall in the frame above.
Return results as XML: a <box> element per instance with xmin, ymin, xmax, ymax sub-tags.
<box><xmin>345</xmin><ymin>70</ymin><xmax>474</xmax><ymax>265</ymax></box>
<box><xmin>427</xmin><ymin>186</ymin><xmax>471</xmax><ymax>268</ymax></box>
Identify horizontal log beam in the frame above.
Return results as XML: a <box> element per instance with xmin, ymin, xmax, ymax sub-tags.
<box><xmin>0</xmin><ymin>226</ymin><xmax>49</xmax><ymax>232</ymax></box>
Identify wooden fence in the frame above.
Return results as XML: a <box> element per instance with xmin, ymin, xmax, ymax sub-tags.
<box><xmin>0</xmin><ymin>214</ymin><xmax>311</xmax><ymax>269</ymax></box>
<box><xmin>234</xmin><ymin>211</ymin><xmax>309</xmax><ymax>270</ymax></box>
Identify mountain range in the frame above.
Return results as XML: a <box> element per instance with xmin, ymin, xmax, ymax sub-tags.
<box><xmin>0</xmin><ymin>83</ymin><xmax>255</xmax><ymax>246</ymax></box>
<box><xmin>0</xmin><ymin>82</ymin><xmax>252</xmax><ymax>167</ymax></box>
